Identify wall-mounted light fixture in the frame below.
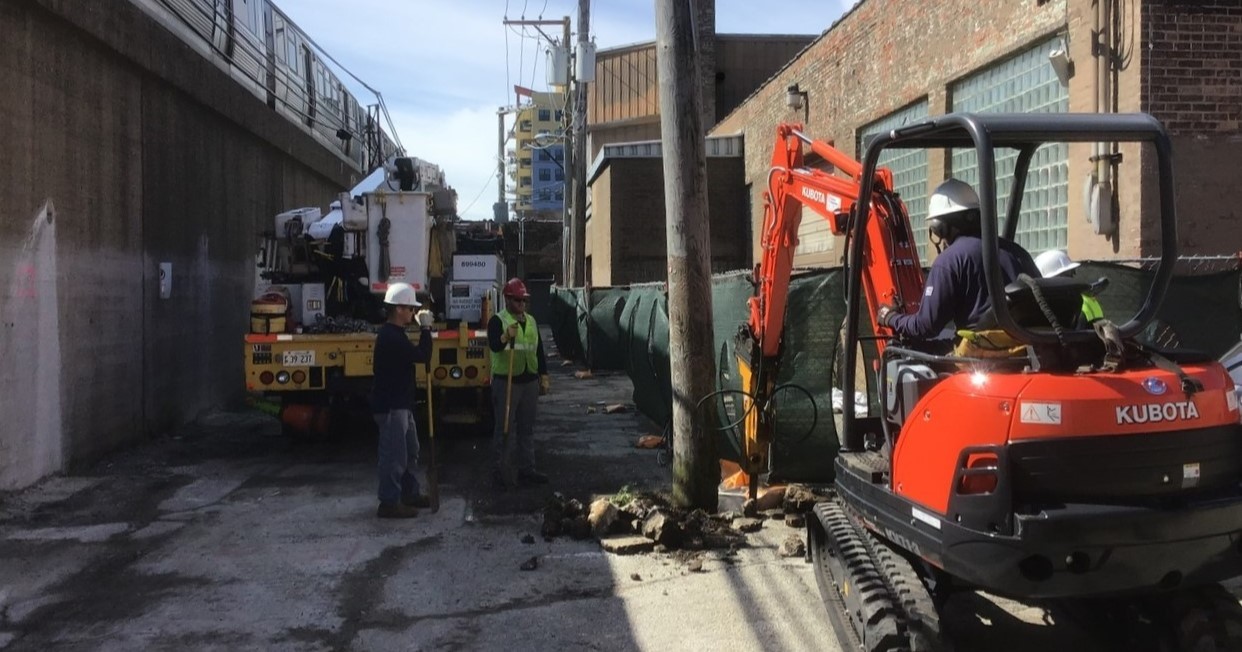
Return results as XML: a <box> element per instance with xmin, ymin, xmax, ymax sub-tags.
<box><xmin>786</xmin><ymin>84</ymin><xmax>809</xmax><ymax>123</ymax></box>
<box><xmin>1049</xmin><ymin>40</ymin><xmax>1074</xmax><ymax>87</ymax></box>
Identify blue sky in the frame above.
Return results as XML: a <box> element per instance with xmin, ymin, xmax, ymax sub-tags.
<box><xmin>276</xmin><ymin>0</ymin><xmax>852</xmax><ymax>220</ymax></box>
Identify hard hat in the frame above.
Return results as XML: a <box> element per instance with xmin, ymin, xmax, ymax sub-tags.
<box><xmin>503</xmin><ymin>278</ymin><xmax>530</xmax><ymax>299</ymax></box>
<box><xmin>926</xmin><ymin>179</ymin><xmax>981</xmax><ymax>239</ymax></box>
<box><xmin>1035</xmin><ymin>249</ymin><xmax>1080</xmax><ymax>278</ymax></box>
<box><xmin>383</xmin><ymin>282</ymin><xmax>420</xmax><ymax>307</ymax></box>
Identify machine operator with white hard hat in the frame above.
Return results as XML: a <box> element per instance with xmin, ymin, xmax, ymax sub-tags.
<box><xmin>876</xmin><ymin>178</ymin><xmax>1041</xmax><ymax>340</ymax></box>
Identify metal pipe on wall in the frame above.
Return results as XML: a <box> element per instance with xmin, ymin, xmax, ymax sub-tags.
<box><xmin>1086</xmin><ymin>0</ymin><xmax>1115</xmax><ymax>235</ymax></box>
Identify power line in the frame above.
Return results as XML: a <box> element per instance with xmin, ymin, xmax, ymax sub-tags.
<box><xmin>460</xmin><ymin>167</ymin><xmax>501</xmax><ymax>217</ymax></box>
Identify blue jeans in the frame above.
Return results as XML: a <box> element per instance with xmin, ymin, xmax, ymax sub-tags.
<box><xmin>375</xmin><ymin>409</ymin><xmax>420</xmax><ymax>504</ymax></box>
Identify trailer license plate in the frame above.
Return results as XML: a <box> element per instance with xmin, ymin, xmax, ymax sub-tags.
<box><xmin>282</xmin><ymin>350</ymin><xmax>315</xmax><ymax>366</ymax></box>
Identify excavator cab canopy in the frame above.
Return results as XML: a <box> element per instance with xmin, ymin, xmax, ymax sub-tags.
<box><xmin>851</xmin><ymin>112</ymin><xmax>1176</xmax><ymax>347</ymax></box>
<box><xmin>838</xmin><ymin>113</ymin><xmax>1178</xmax><ymax>448</ymax></box>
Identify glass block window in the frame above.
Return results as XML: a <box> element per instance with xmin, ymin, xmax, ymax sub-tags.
<box><xmin>858</xmin><ymin>101</ymin><xmax>931</xmax><ymax>260</ymax></box>
<box><xmin>949</xmin><ymin>37</ymin><xmax>1070</xmax><ymax>254</ymax></box>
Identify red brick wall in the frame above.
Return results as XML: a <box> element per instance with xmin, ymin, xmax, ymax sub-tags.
<box><xmin>1141</xmin><ymin>1</ymin><xmax>1242</xmax><ymax>257</ymax></box>
<box><xmin>711</xmin><ymin>0</ymin><xmax>1067</xmax><ymax>266</ymax></box>
<box><xmin>1144</xmin><ymin>1</ymin><xmax>1242</xmax><ymax>134</ymax></box>
<box><xmin>712</xmin><ymin>0</ymin><xmax>1242</xmax><ymax>262</ymax></box>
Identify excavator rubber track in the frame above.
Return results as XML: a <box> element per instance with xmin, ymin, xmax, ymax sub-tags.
<box><xmin>809</xmin><ymin>498</ymin><xmax>948</xmax><ymax>652</ymax></box>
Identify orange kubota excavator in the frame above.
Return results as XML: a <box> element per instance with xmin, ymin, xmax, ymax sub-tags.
<box><xmin>735</xmin><ymin>113</ymin><xmax>1242</xmax><ymax>652</ymax></box>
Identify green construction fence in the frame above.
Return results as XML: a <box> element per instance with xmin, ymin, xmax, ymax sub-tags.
<box><xmin>549</xmin><ymin>261</ymin><xmax>1242</xmax><ymax>484</ymax></box>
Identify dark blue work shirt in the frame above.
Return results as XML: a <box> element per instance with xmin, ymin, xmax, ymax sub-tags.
<box><xmin>888</xmin><ymin>235</ymin><xmax>1039</xmax><ymax>340</ymax></box>
<box><xmin>371</xmin><ymin>323</ymin><xmax>432</xmax><ymax>413</ymax></box>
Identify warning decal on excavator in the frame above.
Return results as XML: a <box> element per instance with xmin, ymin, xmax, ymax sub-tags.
<box><xmin>1020</xmin><ymin>401</ymin><xmax>1062</xmax><ymax>425</ymax></box>
<box><xmin>1183</xmin><ymin>463</ymin><xmax>1202</xmax><ymax>489</ymax></box>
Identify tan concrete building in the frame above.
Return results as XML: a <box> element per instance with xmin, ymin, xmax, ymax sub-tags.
<box><xmin>587</xmin><ymin>33</ymin><xmax>816</xmax><ymax>162</ymax></box>
<box><xmin>585</xmin><ymin>136</ymin><xmax>749</xmax><ymax>286</ymax></box>
<box><xmin>709</xmin><ymin>0</ymin><xmax>1242</xmax><ymax>268</ymax></box>
<box><xmin>583</xmin><ymin>14</ymin><xmax>816</xmax><ymax>285</ymax></box>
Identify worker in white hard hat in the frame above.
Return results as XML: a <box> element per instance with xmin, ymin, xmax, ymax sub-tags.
<box><xmin>876</xmin><ymin>178</ymin><xmax>1040</xmax><ymax>340</ymax></box>
<box><xmin>1035</xmin><ymin>249</ymin><xmax>1105</xmax><ymax>326</ymax></box>
<box><xmin>371</xmin><ymin>282</ymin><xmax>434</xmax><ymax>519</ymax></box>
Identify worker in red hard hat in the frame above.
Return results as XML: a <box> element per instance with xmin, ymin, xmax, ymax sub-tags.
<box><xmin>487</xmin><ymin>277</ymin><xmax>550</xmax><ymax>488</ymax></box>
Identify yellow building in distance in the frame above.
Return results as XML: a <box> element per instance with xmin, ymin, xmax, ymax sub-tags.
<box><xmin>510</xmin><ymin>90</ymin><xmax>568</xmax><ymax>221</ymax></box>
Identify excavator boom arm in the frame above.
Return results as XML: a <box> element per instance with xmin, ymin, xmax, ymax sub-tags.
<box><xmin>749</xmin><ymin>124</ymin><xmax>925</xmax><ymax>359</ymax></box>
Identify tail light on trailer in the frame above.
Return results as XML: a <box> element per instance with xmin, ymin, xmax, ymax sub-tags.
<box><xmin>464</xmin><ymin>366</ymin><xmax>478</xmax><ymax>379</ymax></box>
<box><xmin>260</xmin><ymin>371</ymin><xmax>275</xmax><ymax>385</ymax></box>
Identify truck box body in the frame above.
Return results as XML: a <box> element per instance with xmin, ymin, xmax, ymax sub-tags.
<box><xmin>366</xmin><ymin>192</ymin><xmax>433</xmax><ymax>294</ymax></box>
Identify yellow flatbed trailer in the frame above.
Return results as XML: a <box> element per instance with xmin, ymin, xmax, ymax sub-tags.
<box><xmin>244</xmin><ymin>322</ymin><xmax>493</xmax><ymax>433</ymax></box>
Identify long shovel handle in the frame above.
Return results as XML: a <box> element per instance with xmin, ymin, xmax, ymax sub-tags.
<box><xmin>500</xmin><ymin>342</ymin><xmax>517</xmax><ymax>487</ymax></box>
<box><xmin>503</xmin><ymin>344</ymin><xmax>516</xmax><ymax>435</ymax></box>
<box><xmin>426</xmin><ymin>359</ymin><xmax>439</xmax><ymax>513</ymax></box>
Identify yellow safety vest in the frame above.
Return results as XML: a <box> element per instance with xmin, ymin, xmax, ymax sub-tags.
<box><xmin>1081</xmin><ymin>294</ymin><xmax>1104</xmax><ymax>323</ymax></box>
<box><xmin>492</xmin><ymin>310</ymin><xmax>539</xmax><ymax>376</ymax></box>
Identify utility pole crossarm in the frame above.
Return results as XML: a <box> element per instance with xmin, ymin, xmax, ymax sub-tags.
<box><xmin>501</xmin><ymin>19</ymin><xmax>566</xmax><ymax>26</ymax></box>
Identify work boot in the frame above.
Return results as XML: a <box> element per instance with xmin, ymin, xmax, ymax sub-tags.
<box><xmin>376</xmin><ymin>502</ymin><xmax>418</xmax><ymax>519</ymax></box>
<box><xmin>518</xmin><ymin>470</ymin><xmax>549</xmax><ymax>486</ymax></box>
<box><xmin>402</xmin><ymin>494</ymin><xmax>432</xmax><ymax>509</ymax></box>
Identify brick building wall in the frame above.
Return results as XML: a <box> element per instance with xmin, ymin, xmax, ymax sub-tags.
<box><xmin>711</xmin><ymin>0</ymin><xmax>1068</xmax><ymax>266</ymax></box>
<box><xmin>711</xmin><ymin>0</ymin><xmax>1242</xmax><ymax>266</ymax></box>
<box><xmin>1140</xmin><ymin>1</ymin><xmax>1242</xmax><ymax>257</ymax></box>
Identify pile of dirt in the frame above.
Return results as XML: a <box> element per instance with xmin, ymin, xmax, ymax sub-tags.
<box><xmin>537</xmin><ymin>484</ymin><xmax>830</xmax><ymax>556</ymax></box>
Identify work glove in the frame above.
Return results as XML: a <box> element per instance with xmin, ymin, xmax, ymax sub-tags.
<box><xmin>539</xmin><ymin>374</ymin><xmax>551</xmax><ymax>396</ymax></box>
<box><xmin>503</xmin><ymin>323</ymin><xmax>519</xmax><ymax>343</ymax></box>
<box><xmin>415</xmin><ymin>310</ymin><xmax>434</xmax><ymax>328</ymax></box>
<box><xmin>875</xmin><ymin>303</ymin><xmax>900</xmax><ymax>329</ymax></box>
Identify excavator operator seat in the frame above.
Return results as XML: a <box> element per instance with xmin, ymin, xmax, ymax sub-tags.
<box><xmin>1002</xmin><ymin>276</ymin><xmax>1089</xmax><ymax>330</ymax></box>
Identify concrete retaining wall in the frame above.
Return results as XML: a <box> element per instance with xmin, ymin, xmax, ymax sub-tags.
<box><xmin>0</xmin><ymin>1</ymin><xmax>353</xmax><ymax>489</ymax></box>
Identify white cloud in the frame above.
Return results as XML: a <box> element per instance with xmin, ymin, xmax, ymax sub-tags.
<box><xmin>274</xmin><ymin>0</ymin><xmax>850</xmax><ymax>220</ymax></box>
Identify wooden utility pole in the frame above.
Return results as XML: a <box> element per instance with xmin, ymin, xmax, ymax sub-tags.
<box><xmin>495</xmin><ymin>108</ymin><xmax>507</xmax><ymax>223</ymax></box>
<box><xmin>569</xmin><ymin>0</ymin><xmax>590</xmax><ymax>286</ymax></box>
<box><xmin>656</xmin><ymin>0</ymin><xmax>718</xmax><ymax>511</ymax></box>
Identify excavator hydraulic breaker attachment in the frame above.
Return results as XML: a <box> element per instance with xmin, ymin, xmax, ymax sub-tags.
<box><xmin>733</xmin><ymin>336</ymin><xmax>775</xmax><ymax>500</ymax></box>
